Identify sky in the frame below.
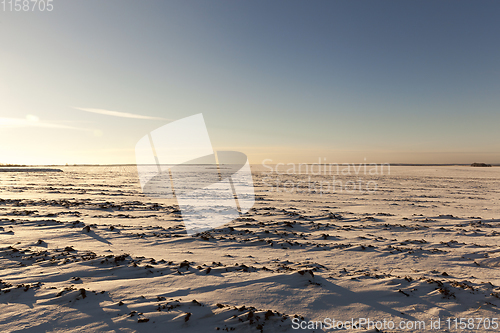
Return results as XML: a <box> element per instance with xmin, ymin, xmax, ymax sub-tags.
<box><xmin>1</xmin><ymin>0</ymin><xmax>499</xmax><ymax>165</ymax></box>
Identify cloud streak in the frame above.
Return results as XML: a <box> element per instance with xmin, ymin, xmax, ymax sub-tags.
<box><xmin>0</xmin><ymin>117</ymin><xmax>90</xmax><ymax>131</ymax></box>
<box><xmin>73</xmin><ymin>107</ymin><xmax>169</xmax><ymax>120</ymax></box>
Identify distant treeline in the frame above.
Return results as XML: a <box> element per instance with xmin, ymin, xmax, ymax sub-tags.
<box><xmin>0</xmin><ymin>163</ymin><xmax>27</xmax><ymax>167</ymax></box>
<box><xmin>471</xmin><ymin>163</ymin><xmax>492</xmax><ymax>167</ymax></box>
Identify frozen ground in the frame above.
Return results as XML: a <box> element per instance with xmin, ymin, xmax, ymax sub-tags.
<box><xmin>1</xmin><ymin>165</ymin><xmax>500</xmax><ymax>332</ymax></box>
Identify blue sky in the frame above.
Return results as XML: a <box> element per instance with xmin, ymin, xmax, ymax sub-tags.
<box><xmin>1</xmin><ymin>0</ymin><xmax>499</xmax><ymax>165</ymax></box>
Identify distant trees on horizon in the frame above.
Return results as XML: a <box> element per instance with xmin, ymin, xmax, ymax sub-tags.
<box><xmin>471</xmin><ymin>162</ymin><xmax>492</xmax><ymax>167</ymax></box>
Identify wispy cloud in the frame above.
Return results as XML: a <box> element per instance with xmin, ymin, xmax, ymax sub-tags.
<box><xmin>0</xmin><ymin>116</ymin><xmax>90</xmax><ymax>131</ymax></box>
<box><xmin>73</xmin><ymin>107</ymin><xmax>169</xmax><ymax>120</ymax></box>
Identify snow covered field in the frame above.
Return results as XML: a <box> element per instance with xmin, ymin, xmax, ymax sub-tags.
<box><xmin>1</xmin><ymin>166</ymin><xmax>500</xmax><ymax>332</ymax></box>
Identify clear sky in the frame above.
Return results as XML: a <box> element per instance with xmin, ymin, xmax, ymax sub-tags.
<box><xmin>1</xmin><ymin>0</ymin><xmax>499</xmax><ymax>165</ymax></box>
